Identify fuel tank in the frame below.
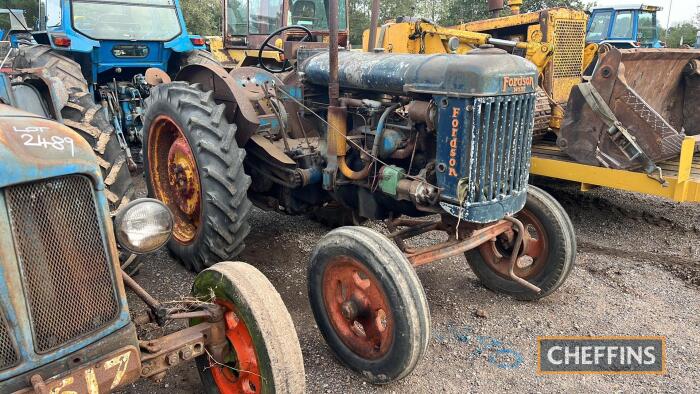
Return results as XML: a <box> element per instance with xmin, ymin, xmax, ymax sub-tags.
<box><xmin>298</xmin><ymin>47</ymin><xmax>538</xmax><ymax>97</ymax></box>
<box><xmin>0</xmin><ymin>104</ymin><xmax>102</xmax><ymax>189</ymax></box>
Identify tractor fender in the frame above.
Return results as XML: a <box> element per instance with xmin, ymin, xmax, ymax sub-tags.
<box><xmin>174</xmin><ymin>61</ymin><xmax>261</xmax><ymax>146</ymax></box>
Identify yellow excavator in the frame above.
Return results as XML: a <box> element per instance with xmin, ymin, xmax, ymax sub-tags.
<box><xmin>363</xmin><ymin>0</ymin><xmax>700</xmax><ymax>203</ymax></box>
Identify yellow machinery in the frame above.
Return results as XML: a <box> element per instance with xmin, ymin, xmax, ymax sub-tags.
<box><xmin>207</xmin><ymin>0</ymin><xmax>349</xmax><ymax>70</ymax></box>
<box><xmin>362</xmin><ymin>3</ymin><xmax>700</xmax><ymax>203</ymax></box>
<box><xmin>363</xmin><ymin>8</ymin><xmax>597</xmax><ymax>133</ymax></box>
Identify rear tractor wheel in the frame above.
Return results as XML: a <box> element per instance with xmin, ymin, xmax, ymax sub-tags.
<box><xmin>308</xmin><ymin>226</ymin><xmax>431</xmax><ymax>384</ymax></box>
<box><xmin>192</xmin><ymin>261</ymin><xmax>305</xmax><ymax>393</ymax></box>
<box><xmin>142</xmin><ymin>82</ymin><xmax>252</xmax><ymax>272</ymax></box>
<box><xmin>466</xmin><ymin>185</ymin><xmax>576</xmax><ymax>300</ymax></box>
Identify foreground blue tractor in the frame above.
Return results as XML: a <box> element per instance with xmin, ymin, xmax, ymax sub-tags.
<box><xmin>0</xmin><ymin>81</ymin><xmax>305</xmax><ymax>393</ymax></box>
<box><xmin>7</xmin><ymin>0</ymin><xmax>208</xmax><ymax>212</ymax></box>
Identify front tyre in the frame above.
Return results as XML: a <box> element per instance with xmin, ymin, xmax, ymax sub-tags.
<box><xmin>466</xmin><ymin>185</ymin><xmax>576</xmax><ymax>300</ymax></box>
<box><xmin>192</xmin><ymin>261</ymin><xmax>305</xmax><ymax>393</ymax></box>
<box><xmin>142</xmin><ymin>82</ymin><xmax>252</xmax><ymax>272</ymax></box>
<box><xmin>308</xmin><ymin>226</ymin><xmax>430</xmax><ymax>384</ymax></box>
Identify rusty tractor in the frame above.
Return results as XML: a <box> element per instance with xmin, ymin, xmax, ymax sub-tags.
<box><xmin>141</xmin><ymin>0</ymin><xmax>576</xmax><ymax>383</ymax></box>
<box><xmin>0</xmin><ymin>77</ymin><xmax>304</xmax><ymax>393</ymax></box>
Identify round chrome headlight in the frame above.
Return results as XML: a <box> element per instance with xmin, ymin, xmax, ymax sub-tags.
<box><xmin>115</xmin><ymin>198</ymin><xmax>173</xmax><ymax>254</ymax></box>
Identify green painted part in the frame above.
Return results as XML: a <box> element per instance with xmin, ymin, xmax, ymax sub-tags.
<box><xmin>379</xmin><ymin>165</ymin><xmax>406</xmax><ymax>196</ymax></box>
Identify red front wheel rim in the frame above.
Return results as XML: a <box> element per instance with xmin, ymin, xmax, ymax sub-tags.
<box><xmin>209</xmin><ymin>299</ymin><xmax>262</xmax><ymax>394</ymax></box>
<box><xmin>321</xmin><ymin>256</ymin><xmax>394</xmax><ymax>360</ymax></box>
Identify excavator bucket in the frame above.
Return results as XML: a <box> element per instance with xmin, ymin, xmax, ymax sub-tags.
<box><xmin>559</xmin><ymin>46</ymin><xmax>700</xmax><ymax>176</ymax></box>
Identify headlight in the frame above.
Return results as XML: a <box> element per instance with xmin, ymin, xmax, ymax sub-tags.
<box><xmin>115</xmin><ymin>198</ymin><xmax>173</xmax><ymax>254</ymax></box>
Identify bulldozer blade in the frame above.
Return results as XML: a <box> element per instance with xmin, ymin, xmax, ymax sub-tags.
<box><xmin>559</xmin><ymin>46</ymin><xmax>700</xmax><ymax>171</ymax></box>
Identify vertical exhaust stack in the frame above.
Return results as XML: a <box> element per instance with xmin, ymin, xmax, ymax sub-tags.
<box><xmin>325</xmin><ymin>0</ymin><xmax>371</xmax><ymax>183</ymax></box>
<box><xmin>368</xmin><ymin>0</ymin><xmax>381</xmax><ymax>51</ymax></box>
<box><xmin>488</xmin><ymin>0</ymin><xmax>504</xmax><ymax>18</ymax></box>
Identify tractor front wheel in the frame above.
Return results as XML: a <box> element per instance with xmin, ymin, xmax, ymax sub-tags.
<box><xmin>192</xmin><ymin>261</ymin><xmax>305</xmax><ymax>393</ymax></box>
<box><xmin>142</xmin><ymin>82</ymin><xmax>252</xmax><ymax>272</ymax></box>
<box><xmin>308</xmin><ymin>226</ymin><xmax>430</xmax><ymax>384</ymax></box>
<box><xmin>466</xmin><ymin>185</ymin><xmax>576</xmax><ymax>300</ymax></box>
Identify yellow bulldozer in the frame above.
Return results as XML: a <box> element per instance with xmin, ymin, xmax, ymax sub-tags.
<box><xmin>363</xmin><ymin>1</ymin><xmax>700</xmax><ymax>203</ymax></box>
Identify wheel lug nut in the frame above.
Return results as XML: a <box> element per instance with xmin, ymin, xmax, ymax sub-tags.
<box><xmin>341</xmin><ymin>300</ymin><xmax>358</xmax><ymax>321</ymax></box>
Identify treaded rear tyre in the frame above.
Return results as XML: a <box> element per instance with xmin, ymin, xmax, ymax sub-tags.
<box><xmin>142</xmin><ymin>82</ymin><xmax>252</xmax><ymax>272</ymax></box>
<box><xmin>13</xmin><ymin>45</ymin><xmax>134</xmax><ymax>212</ymax></box>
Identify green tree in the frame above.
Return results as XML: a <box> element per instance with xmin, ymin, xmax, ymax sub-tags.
<box><xmin>180</xmin><ymin>0</ymin><xmax>222</xmax><ymax>36</ymax></box>
<box><xmin>3</xmin><ymin>0</ymin><xmax>39</xmax><ymax>29</ymax></box>
<box><xmin>664</xmin><ymin>22</ymin><xmax>698</xmax><ymax>47</ymax></box>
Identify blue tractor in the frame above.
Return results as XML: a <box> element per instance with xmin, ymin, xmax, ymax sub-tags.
<box><xmin>7</xmin><ymin>0</ymin><xmax>209</xmax><ymax>213</ymax></box>
<box><xmin>586</xmin><ymin>4</ymin><xmax>664</xmax><ymax>48</ymax></box>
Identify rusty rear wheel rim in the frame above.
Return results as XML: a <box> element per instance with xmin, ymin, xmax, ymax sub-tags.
<box><xmin>477</xmin><ymin>208</ymin><xmax>550</xmax><ymax>280</ymax></box>
<box><xmin>147</xmin><ymin>115</ymin><xmax>201</xmax><ymax>244</ymax></box>
<box><xmin>322</xmin><ymin>256</ymin><xmax>394</xmax><ymax>360</ymax></box>
<box><xmin>210</xmin><ymin>299</ymin><xmax>262</xmax><ymax>394</ymax></box>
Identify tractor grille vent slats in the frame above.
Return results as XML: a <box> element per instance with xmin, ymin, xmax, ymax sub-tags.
<box><xmin>553</xmin><ymin>19</ymin><xmax>587</xmax><ymax>79</ymax></box>
<box><xmin>466</xmin><ymin>94</ymin><xmax>535</xmax><ymax>205</ymax></box>
<box><xmin>6</xmin><ymin>175</ymin><xmax>119</xmax><ymax>353</ymax></box>
<box><xmin>0</xmin><ymin>307</ymin><xmax>19</xmax><ymax>370</ymax></box>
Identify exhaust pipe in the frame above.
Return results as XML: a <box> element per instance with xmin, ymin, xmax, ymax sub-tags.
<box><xmin>326</xmin><ymin>0</ymin><xmax>371</xmax><ymax>181</ymax></box>
<box><xmin>368</xmin><ymin>0</ymin><xmax>381</xmax><ymax>51</ymax></box>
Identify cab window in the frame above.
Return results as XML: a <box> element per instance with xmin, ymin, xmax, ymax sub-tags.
<box><xmin>44</xmin><ymin>0</ymin><xmax>62</xmax><ymax>28</ymax></box>
<box><xmin>637</xmin><ymin>10</ymin><xmax>657</xmax><ymax>44</ymax></box>
<box><xmin>586</xmin><ymin>11</ymin><xmax>612</xmax><ymax>41</ymax></box>
<box><xmin>227</xmin><ymin>0</ymin><xmax>284</xmax><ymax>35</ymax></box>
<box><xmin>249</xmin><ymin>0</ymin><xmax>283</xmax><ymax>34</ymax></box>
<box><xmin>288</xmin><ymin>0</ymin><xmax>347</xmax><ymax>30</ymax></box>
<box><xmin>611</xmin><ymin>11</ymin><xmax>633</xmax><ymax>38</ymax></box>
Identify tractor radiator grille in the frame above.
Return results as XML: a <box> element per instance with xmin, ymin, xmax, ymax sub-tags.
<box><xmin>467</xmin><ymin>94</ymin><xmax>536</xmax><ymax>204</ymax></box>
<box><xmin>6</xmin><ymin>175</ymin><xmax>120</xmax><ymax>353</ymax></box>
<box><xmin>0</xmin><ymin>308</ymin><xmax>19</xmax><ymax>370</ymax></box>
<box><xmin>552</xmin><ymin>19</ymin><xmax>586</xmax><ymax>79</ymax></box>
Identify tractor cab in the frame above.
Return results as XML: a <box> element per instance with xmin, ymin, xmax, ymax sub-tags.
<box><xmin>586</xmin><ymin>4</ymin><xmax>663</xmax><ymax>48</ymax></box>
<box><xmin>210</xmin><ymin>0</ymin><xmax>349</xmax><ymax>68</ymax></box>
<box><xmin>34</xmin><ymin>0</ymin><xmax>205</xmax><ymax>84</ymax></box>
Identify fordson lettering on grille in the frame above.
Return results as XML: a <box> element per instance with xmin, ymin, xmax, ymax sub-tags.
<box><xmin>502</xmin><ymin>76</ymin><xmax>534</xmax><ymax>93</ymax></box>
<box><xmin>449</xmin><ymin>107</ymin><xmax>460</xmax><ymax>177</ymax></box>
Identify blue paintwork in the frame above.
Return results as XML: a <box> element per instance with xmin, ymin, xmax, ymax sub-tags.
<box><xmin>45</xmin><ymin>0</ymin><xmax>199</xmax><ymax>82</ymax></box>
<box><xmin>0</xmin><ymin>107</ymin><xmax>132</xmax><ymax>381</ymax></box>
<box><xmin>300</xmin><ymin>50</ymin><xmax>538</xmax><ymax>98</ymax></box>
<box><xmin>435</xmin><ymin>94</ymin><xmax>533</xmax><ymax>223</ymax></box>
<box><xmin>587</xmin><ymin>7</ymin><xmax>663</xmax><ymax>48</ymax></box>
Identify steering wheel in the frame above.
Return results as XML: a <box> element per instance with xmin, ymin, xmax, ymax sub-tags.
<box><xmin>258</xmin><ymin>25</ymin><xmax>313</xmax><ymax>73</ymax></box>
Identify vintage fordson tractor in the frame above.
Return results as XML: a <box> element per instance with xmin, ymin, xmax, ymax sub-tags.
<box><xmin>0</xmin><ymin>96</ymin><xmax>304</xmax><ymax>392</ymax></box>
<box><xmin>141</xmin><ymin>7</ymin><xmax>577</xmax><ymax>381</ymax></box>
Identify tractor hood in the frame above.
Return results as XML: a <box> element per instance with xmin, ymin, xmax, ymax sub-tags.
<box><xmin>0</xmin><ymin>105</ymin><xmax>103</xmax><ymax>189</ymax></box>
<box><xmin>298</xmin><ymin>48</ymin><xmax>538</xmax><ymax>97</ymax></box>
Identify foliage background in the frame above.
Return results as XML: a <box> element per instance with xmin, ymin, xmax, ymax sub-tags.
<box><xmin>2</xmin><ymin>0</ymin><xmax>699</xmax><ymax>48</ymax></box>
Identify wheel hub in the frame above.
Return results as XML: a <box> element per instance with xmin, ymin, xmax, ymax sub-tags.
<box><xmin>477</xmin><ymin>209</ymin><xmax>549</xmax><ymax>280</ymax></box>
<box><xmin>147</xmin><ymin>115</ymin><xmax>201</xmax><ymax>243</ymax></box>
<box><xmin>167</xmin><ymin>137</ymin><xmax>200</xmax><ymax>216</ymax></box>
<box><xmin>322</xmin><ymin>256</ymin><xmax>394</xmax><ymax>360</ymax></box>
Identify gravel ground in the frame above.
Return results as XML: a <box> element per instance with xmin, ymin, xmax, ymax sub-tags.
<box><xmin>118</xmin><ymin>176</ymin><xmax>700</xmax><ymax>393</ymax></box>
